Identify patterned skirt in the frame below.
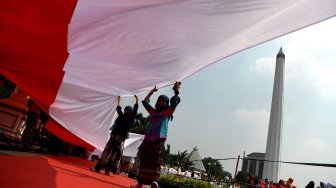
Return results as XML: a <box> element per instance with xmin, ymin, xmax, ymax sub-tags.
<box><xmin>95</xmin><ymin>134</ymin><xmax>125</xmax><ymax>172</ymax></box>
<box><xmin>137</xmin><ymin>139</ymin><xmax>165</xmax><ymax>185</ymax></box>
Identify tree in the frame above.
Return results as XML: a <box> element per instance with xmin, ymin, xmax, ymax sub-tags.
<box><xmin>202</xmin><ymin>157</ymin><xmax>232</xmax><ymax>180</ymax></box>
<box><xmin>171</xmin><ymin>150</ymin><xmax>189</xmax><ymax>170</ymax></box>
<box><xmin>235</xmin><ymin>171</ymin><xmax>250</xmax><ymax>184</ymax></box>
<box><xmin>162</xmin><ymin>145</ymin><xmax>194</xmax><ymax>171</ymax></box>
<box><xmin>129</xmin><ymin>113</ymin><xmax>150</xmax><ymax>135</ymax></box>
<box><xmin>162</xmin><ymin>144</ymin><xmax>172</xmax><ymax>165</ymax></box>
<box><xmin>183</xmin><ymin>157</ymin><xmax>194</xmax><ymax>171</ymax></box>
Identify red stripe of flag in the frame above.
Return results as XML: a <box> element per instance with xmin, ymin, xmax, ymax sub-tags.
<box><xmin>0</xmin><ymin>0</ymin><xmax>94</xmax><ymax>150</ymax></box>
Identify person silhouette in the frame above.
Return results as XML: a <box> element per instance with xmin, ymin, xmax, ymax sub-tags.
<box><xmin>131</xmin><ymin>82</ymin><xmax>181</xmax><ymax>188</ymax></box>
<box><xmin>91</xmin><ymin>95</ymin><xmax>138</xmax><ymax>175</ymax></box>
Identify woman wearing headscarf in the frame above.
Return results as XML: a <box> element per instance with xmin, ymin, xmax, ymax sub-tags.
<box><xmin>91</xmin><ymin>95</ymin><xmax>138</xmax><ymax>175</ymax></box>
<box><xmin>277</xmin><ymin>179</ymin><xmax>285</xmax><ymax>188</ymax></box>
<box><xmin>305</xmin><ymin>181</ymin><xmax>315</xmax><ymax>188</ymax></box>
<box><xmin>246</xmin><ymin>175</ymin><xmax>255</xmax><ymax>188</ymax></box>
<box><xmin>131</xmin><ymin>82</ymin><xmax>181</xmax><ymax>188</ymax></box>
<box><xmin>285</xmin><ymin>178</ymin><xmax>294</xmax><ymax>188</ymax></box>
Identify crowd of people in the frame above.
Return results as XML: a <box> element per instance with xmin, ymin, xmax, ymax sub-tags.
<box><xmin>241</xmin><ymin>175</ymin><xmax>335</xmax><ymax>188</ymax></box>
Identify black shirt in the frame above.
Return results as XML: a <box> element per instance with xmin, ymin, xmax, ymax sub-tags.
<box><xmin>111</xmin><ymin>103</ymin><xmax>138</xmax><ymax>139</ymax></box>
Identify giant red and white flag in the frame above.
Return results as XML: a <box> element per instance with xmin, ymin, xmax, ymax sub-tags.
<box><xmin>1</xmin><ymin>0</ymin><xmax>336</xmax><ymax>151</ymax></box>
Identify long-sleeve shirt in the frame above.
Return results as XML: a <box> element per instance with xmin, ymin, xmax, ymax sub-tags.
<box><xmin>142</xmin><ymin>96</ymin><xmax>180</xmax><ymax>141</ymax></box>
<box><xmin>112</xmin><ymin>103</ymin><xmax>138</xmax><ymax>139</ymax></box>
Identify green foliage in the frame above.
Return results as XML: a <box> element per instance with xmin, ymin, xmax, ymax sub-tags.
<box><xmin>236</xmin><ymin>171</ymin><xmax>251</xmax><ymax>184</ymax></box>
<box><xmin>202</xmin><ymin>157</ymin><xmax>232</xmax><ymax>180</ymax></box>
<box><xmin>162</xmin><ymin>144</ymin><xmax>194</xmax><ymax>171</ymax></box>
<box><xmin>129</xmin><ymin>113</ymin><xmax>150</xmax><ymax>135</ymax></box>
<box><xmin>159</xmin><ymin>174</ymin><xmax>212</xmax><ymax>188</ymax></box>
<box><xmin>222</xmin><ymin>170</ymin><xmax>232</xmax><ymax>180</ymax></box>
<box><xmin>162</xmin><ymin>144</ymin><xmax>171</xmax><ymax>164</ymax></box>
<box><xmin>222</xmin><ymin>183</ymin><xmax>231</xmax><ymax>188</ymax></box>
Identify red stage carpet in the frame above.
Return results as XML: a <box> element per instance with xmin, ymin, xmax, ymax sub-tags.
<box><xmin>0</xmin><ymin>150</ymin><xmax>137</xmax><ymax>188</ymax></box>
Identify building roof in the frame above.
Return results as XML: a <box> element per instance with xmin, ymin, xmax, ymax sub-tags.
<box><xmin>246</xmin><ymin>152</ymin><xmax>265</xmax><ymax>158</ymax></box>
<box><xmin>186</xmin><ymin>147</ymin><xmax>206</xmax><ymax>172</ymax></box>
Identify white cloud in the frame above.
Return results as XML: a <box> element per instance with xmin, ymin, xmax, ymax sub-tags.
<box><xmin>304</xmin><ymin>61</ymin><xmax>336</xmax><ymax>97</ymax></box>
<box><xmin>284</xmin><ymin>46</ymin><xmax>336</xmax><ymax>98</ymax></box>
<box><xmin>281</xmin><ymin>18</ymin><xmax>336</xmax><ymax>98</ymax></box>
<box><xmin>249</xmin><ymin>57</ymin><xmax>275</xmax><ymax>75</ymax></box>
<box><xmin>250</xmin><ymin>18</ymin><xmax>336</xmax><ymax>98</ymax></box>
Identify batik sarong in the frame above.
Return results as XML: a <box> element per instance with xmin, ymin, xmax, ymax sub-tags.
<box><xmin>94</xmin><ymin>134</ymin><xmax>125</xmax><ymax>172</ymax></box>
<box><xmin>137</xmin><ymin>139</ymin><xmax>165</xmax><ymax>185</ymax></box>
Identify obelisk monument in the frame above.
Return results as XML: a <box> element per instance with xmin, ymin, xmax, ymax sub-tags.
<box><xmin>262</xmin><ymin>47</ymin><xmax>285</xmax><ymax>181</ymax></box>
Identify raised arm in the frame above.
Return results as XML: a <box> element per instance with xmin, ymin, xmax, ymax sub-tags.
<box><xmin>144</xmin><ymin>85</ymin><xmax>158</xmax><ymax>100</ymax></box>
<box><xmin>116</xmin><ymin>96</ymin><xmax>122</xmax><ymax>115</ymax></box>
<box><xmin>142</xmin><ymin>86</ymin><xmax>157</xmax><ymax>114</ymax></box>
<box><xmin>132</xmin><ymin>95</ymin><xmax>139</xmax><ymax>116</ymax></box>
<box><xmin>170</xmin><ymin>81</ymin><xmax>181</xmax><ymax>108</ymax></box>
<box><xmin>172</xmin><ymin>81</ymin><xmax>181</xmax><ymax>97</ymax></box>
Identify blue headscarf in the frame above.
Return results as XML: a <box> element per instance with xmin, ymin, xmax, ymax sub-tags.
<box><xmin>154</xmin><ymin>95</ymin><xmax>176</xmax><ymax>121</ymax></box>
<box><xmin>155</xmin><ymin>95</ymin><xmax>169</xmax><ymax>111</ymax></box>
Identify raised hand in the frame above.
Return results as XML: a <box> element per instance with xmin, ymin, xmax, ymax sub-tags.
<box><xmin>117</xmin><ymin>96</ymin><xmax>121</xmax><ymax>105</ymax></box>
<box><xmin>172</xmin><ymin>81</ymin><xmax>181</xmax><ymax>92</ymax></box>
<box><xmin>145</xmin><ymin>86</ymin><xmax>157</xmax><ymax>100</ymax></box>
<box><xmin>151</xmin><ymin>85</ymin><xmax>158</xmax><ymax>93</ymax></box>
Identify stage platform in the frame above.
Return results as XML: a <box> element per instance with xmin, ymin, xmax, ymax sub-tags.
<box><xmin>0</xmin><ymin>149</ymin><xmax>137</xmax><ymax>188</ymax></box>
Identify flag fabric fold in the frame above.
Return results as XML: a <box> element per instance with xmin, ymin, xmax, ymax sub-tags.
<box><xmin>1</xmin><ymin>0</ymin><xmax>336</xmax><ymax>151</ymax></box>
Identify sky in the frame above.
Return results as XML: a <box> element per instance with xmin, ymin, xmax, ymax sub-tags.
<box><xmin>122</xmin><ymin>17</ymin><xmax>336</xmax><ymax>187</ymax></box>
